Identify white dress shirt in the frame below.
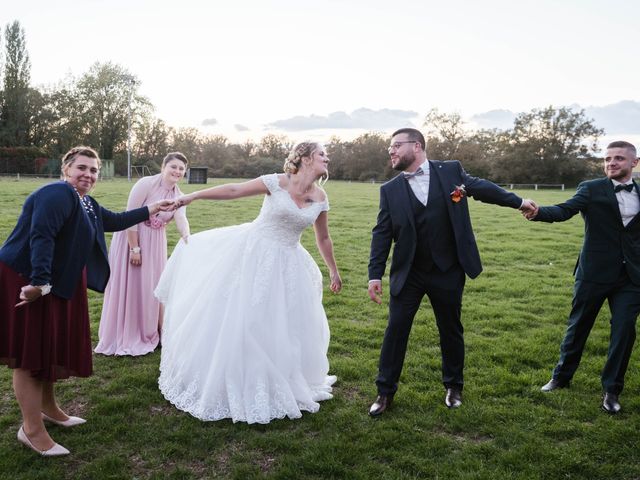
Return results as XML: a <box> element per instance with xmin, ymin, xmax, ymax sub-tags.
<box><xmin>612</xmin><ymin>179</ymin><xmax>640</xmax><ymax>227</ymax></box>
<box><xmin>405</xmin><ymin>160</ymin><xmax>430</xmax><ymax>206</ymax></box>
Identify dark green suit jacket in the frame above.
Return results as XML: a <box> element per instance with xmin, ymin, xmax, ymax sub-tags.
<box><xmin>533</xmin><ymin>178</ymin><xmax>640</xmax><ymax>285</ymax></box>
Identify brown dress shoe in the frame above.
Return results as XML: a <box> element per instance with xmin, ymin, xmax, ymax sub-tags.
<box><xmin>445</xmin><ymin>388</ymin><xmax>462</xmax><ymax>408</ymax></box>
<box><xmin>602</xmin><ymin>392</ymin><xmax>621</xmax><ymax>414</ymax></box>
<box><xmin>369</xmin><ymin>394</ymin><xmax>393</xmax><ymax>416</ymax></box>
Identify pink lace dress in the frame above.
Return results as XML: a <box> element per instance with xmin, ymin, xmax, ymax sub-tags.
<box><xmin>95</xmin><ymin>175</ymin><xmax>188</xmax><ymax>356</ymax></box>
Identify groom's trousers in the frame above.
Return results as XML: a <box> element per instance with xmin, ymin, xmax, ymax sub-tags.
<box><xmin>376</xmin><ymin>263</ymin><xmax>466</xmax><ymax>396</ymax></box>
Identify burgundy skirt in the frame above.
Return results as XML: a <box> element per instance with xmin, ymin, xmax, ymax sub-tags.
<box><xmin>0</xmin><ymin>261</ymin><xmax>92</xmax><ymax>381</ymax></box>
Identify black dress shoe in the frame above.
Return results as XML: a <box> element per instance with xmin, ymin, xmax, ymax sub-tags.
<box><xmin>540</xmin><ymin>378</ymin><xmax>569</xmax><ymax>392</ymax></box>
<box><xmin>602</xmin><ymin>392</ymin><xmax>621</xmax><ymax>414</ymax></box>
<box><xmin>369</xmin><ymin>394</ymin><xmax>393</xmax><ymax>416</ymax></box>
<box><xmin>445</xmin><ymin>388</ymin><xmax>462</xmax><ymax>408</ymax></box>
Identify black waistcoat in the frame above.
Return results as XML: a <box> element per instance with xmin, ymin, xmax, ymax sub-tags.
<box><xmin>407</xmin><ymin>169</ymin><xmax>458</xmax><ymax>273</ymax></box>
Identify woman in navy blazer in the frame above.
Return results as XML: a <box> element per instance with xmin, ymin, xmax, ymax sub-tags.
<box><xmin>0</xmin><ymin>146</ymin><xmax>173</xmax><ymax>456</ymax></box>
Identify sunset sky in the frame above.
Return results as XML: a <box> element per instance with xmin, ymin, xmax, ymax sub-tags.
<box><xmin>3</xmin><ymin>0</ymin><xmax>639</xmax><ymax>145</ymax></box>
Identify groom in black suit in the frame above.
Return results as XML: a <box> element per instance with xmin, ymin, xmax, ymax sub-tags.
<box><xmin>367</xmin><ymin>128</ymin><xmax>535</xmax><ymax>415</ymax></box>
<box><xmin>528</xmin><ymin>141</ymin><xmax>640</xmax><ymax>414</ymax></box>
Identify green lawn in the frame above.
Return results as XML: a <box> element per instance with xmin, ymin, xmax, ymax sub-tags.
<box><xmin>0</xmin><ymin>177</ymin><xmax>638</xmax><ymax>479</ymax></box>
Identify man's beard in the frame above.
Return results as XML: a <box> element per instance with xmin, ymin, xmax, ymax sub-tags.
<box><xmin>607</xmin><ymin>168</ymin><xmax>631</xmax><ymax>181</ymax></box>
<box><xmin>392</xmin><ymin>152</ymin><xmax>415</xmax><ymax>171</ymax></box>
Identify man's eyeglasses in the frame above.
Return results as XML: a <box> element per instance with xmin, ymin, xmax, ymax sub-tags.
<box><xmin>388</xmin><ymin>141</ymin><xmax>417</xmax><ymax>152</ymax></box>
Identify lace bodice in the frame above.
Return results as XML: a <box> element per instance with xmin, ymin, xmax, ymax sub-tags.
<box><xmin>253</xmin><ymin>174</ymin><xmax>329</xmax><ymax>246</ymax></box>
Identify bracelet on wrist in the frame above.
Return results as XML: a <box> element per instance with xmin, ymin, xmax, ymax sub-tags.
<box><xmin>35</xmin><ymin>284</ymin><xmax>52</xmax><ymax>296</ymax></box>
<box><xmin>130</xmin><ymin>247</ymin><xmax>141</xmax><ymax>254</ymax></box>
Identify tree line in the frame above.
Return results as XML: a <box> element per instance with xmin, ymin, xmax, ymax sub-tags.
<box><xmin>0</xmin><ymin>21</ymin><xmax>604</xmax><ymax>185</ymax></box>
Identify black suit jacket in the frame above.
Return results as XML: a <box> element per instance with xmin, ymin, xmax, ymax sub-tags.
<box><xmin>368</xmin><ymin>160</ymin><xmax>523</xmax><ymax>296</ymax></box>
<box><xmin>533</xmin><ymin>178</ymin><xmax>640</xmax><ymax>285</ymax></box>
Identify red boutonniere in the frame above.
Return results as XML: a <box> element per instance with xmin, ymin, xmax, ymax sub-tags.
<box><xmin>450</xmin><ymin>184</ymin><xmax>466</xmax><ymax>203</ymax></box>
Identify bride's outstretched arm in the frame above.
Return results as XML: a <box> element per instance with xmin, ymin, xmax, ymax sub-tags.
<box><xmin>176</xmin><ymin>178</ymin><xmax>269</xmax><ymax>207</ymax></box>
<box><xmin>313</xmin><ymin>211</ymin><xmax>342</xmax><ymax>293</ymax></box>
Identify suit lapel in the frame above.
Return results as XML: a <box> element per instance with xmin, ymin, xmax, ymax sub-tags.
<box><xmin>430</xmin><ymin>160</ymin><xmax>455</xmax><ymax>219</ymax></box>
<box><xmin>603</xmin><ymin>179</ymin><xmax>625</xmax><ymax>227</ymax></box>
<box><xmin>625</xmin><ymin>181</ymin><xmax>640</xmax><ymax>229</ymax></box>
<box><xmin>393</xmin><ymin>173</ymin><xmax>416</xmax><ymax>230</ymax></box>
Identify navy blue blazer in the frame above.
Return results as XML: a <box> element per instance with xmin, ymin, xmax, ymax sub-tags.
<box><xmin>368</xmin><ymin>160</ymin><xmax>523</xmax><ymax>296</ymax></box>
<box><xmin>0</xmin><ymin>181</ymin><xmax>150</xmax><ymax>299</ymax></box>
<box><xmin>533</xmin><ymin>178</ymin><xmax>640</xmax><ymax>285</ymax></box>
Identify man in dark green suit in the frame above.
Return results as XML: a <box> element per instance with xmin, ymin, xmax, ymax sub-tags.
<box><xmin>527</xmin><ymin>141</ymin><xmax>640</xmax><ymax>413</ymax></box>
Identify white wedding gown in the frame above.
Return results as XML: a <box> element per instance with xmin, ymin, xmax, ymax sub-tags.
<box><xmin>155</xmin><ymin>173</ymin><xmax>335</xmax><ymax>424</ymax></box>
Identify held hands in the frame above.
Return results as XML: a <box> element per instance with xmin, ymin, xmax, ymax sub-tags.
<box><xmin>368</xmin><ymin>280</ymin><xmax>383</xmax><ymax>304</ymax></box>
<box><xmin>519</xmin><ymin>198</ymin><xmax>539</xmax><ymax>220</ymax></box>
<box><xmin>149</xmin><ymin>194</ymin><xmax>196</xmax><ymax>214</ymax></box>
<box><xmin>148</xmin><ymin>199</ymin><xmax>175</xmax><ymax>215</ymax></box>
<box><xmin>15</xmin><ymin>285</ymin><xmax>43</xmax><ymax>307</ymax></box>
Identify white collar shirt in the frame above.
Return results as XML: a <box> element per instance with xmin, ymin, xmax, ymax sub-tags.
<box><xmin>612</xmin><ymin>179</ymin><xmax>640</xmax><ymax>227</ymax></box>
<box><xmin>404</xmin><ymin>160</ymin><xmax>430</xmax><ymax>206</ymax></box>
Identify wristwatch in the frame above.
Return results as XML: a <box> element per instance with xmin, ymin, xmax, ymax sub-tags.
<box><xmin>35</xmin><ymin>284</ymin><xmax>52</xmax><ymax>296</ymax></box>
<box><xmin>130</xmin><ymin>247</ymin><xmax>141</xmax><ymax>254</ymax></box>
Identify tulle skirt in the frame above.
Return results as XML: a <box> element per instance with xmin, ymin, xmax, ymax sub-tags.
<box><xmin>155</xmin><ymin>223</ymin><xmax>335</xmax><ymax>424</ymax></box>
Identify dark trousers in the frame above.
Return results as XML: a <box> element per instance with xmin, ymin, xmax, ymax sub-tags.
<box><xmin>553</xmin><ymin>271</ymin><xmax>640</xmax><ymax>394</ymax></box>
<box><xmin>376</xmin><ymin>264</ymin><xmax>465</xmax><ymax>395</ymax></box>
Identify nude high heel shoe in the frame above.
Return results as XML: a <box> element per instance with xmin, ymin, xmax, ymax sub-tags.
<box><xmin>17</xmin><ymin>426</ymin><xmax>70</xmax><ymax>456</ymax></box>
<box><xmin>42</xmin><ymin>412</ymin><xmax>86</xmax><ymax>427</ymax></box>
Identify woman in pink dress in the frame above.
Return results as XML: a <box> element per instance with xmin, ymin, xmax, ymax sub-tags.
<box><xmin>95</xmin><ymin>152</ymin><xmax>190</xmax><ymax>356</ymax></box>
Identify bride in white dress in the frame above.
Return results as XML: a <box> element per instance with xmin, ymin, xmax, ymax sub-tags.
<box><xmin>155</xmin><ymin>142</ymin><xmax>342</xmax><ymax>424</ymax></box>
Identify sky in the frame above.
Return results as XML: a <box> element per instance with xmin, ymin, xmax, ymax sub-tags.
<box><xmin>2</xmin><ymin>0</ymin><xmax>639</xmax><ymax>145</ymax></box>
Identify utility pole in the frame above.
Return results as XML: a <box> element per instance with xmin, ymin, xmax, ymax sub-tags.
<box><xmin>126</xmin><ymin>76</ymin><xmax>135</xmax><ymax>182</ymax></box>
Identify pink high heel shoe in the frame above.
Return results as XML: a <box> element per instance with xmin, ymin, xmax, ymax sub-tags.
<box><xmin>17</xmin><ymin>426</ymin><xmax>70</xmax><ymax>456</ymax></box>
<box><xmin>42</xmin><ymin>412</ymin><xmax>86</xmax><ymax>427</ymax></box>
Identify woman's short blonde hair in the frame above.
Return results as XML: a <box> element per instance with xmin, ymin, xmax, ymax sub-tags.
<box><xmin>61</xmin><ymin>146</ymin><xmax>101</xmax><ymax>171</ymax></box>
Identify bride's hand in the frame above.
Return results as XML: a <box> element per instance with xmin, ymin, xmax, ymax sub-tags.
<box><xmin>329</xmin><ymin>271</ymin><xmax>342</xmax><ymax>293</ymax></box>
<box><xmin>149</xmin><ymin>199</ymin><xmax>174</xmax><ymax>214</ymax></box>
<box><xmin>175</xmin><ymin>194</ymin><xmax>195</xmax><ymax>208</ymax></box>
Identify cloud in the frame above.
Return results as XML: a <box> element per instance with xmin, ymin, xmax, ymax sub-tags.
<box><xmin>470</xmin><ymin>101</ymin><xmax>640</xmax><ymax>135</ymax></box>
<box><xmin>201</xmin><ymin>118</ymin><xmax>218</xmax><ymax>126</ymax></box>
<box><xmin>267</xmin><ymin>108</ymin><xmax>419</xmax><ymax>131</ymax></box>
<box><xmin>469</xmin><ymin>109</ymin><xmax>516</xmax><ymax>130</ymax></box>
<box><xmin>583</xmin><ymin>100</ymin><xmax>640</xmax><ymax>135</ymax></box>
<box><xmin>234</xmin><ymin>124</ymin><xmax>249</xmax><ymax>131</ymax></box>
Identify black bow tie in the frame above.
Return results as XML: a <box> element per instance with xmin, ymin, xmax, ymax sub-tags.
<box><xmin>404</xmin><ymin>167</ymin><xmax>424</xmax><ymax>178</ymax></box>
<box><xmin>614</xmin><ymin>183</ymin><xmax>634</xmax><ymax>193</ymax></box>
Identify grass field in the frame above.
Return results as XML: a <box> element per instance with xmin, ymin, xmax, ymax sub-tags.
<box><xmin>0</xmin><ymin>177</ymin><xmax>639</xmax><ymax>480</ymax></box>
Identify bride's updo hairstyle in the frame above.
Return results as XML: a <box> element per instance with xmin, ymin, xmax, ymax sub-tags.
<box><xmin>283</xmin><ymin>141</ymin><xmax>321</xmax><ymax>174</ymax></box>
